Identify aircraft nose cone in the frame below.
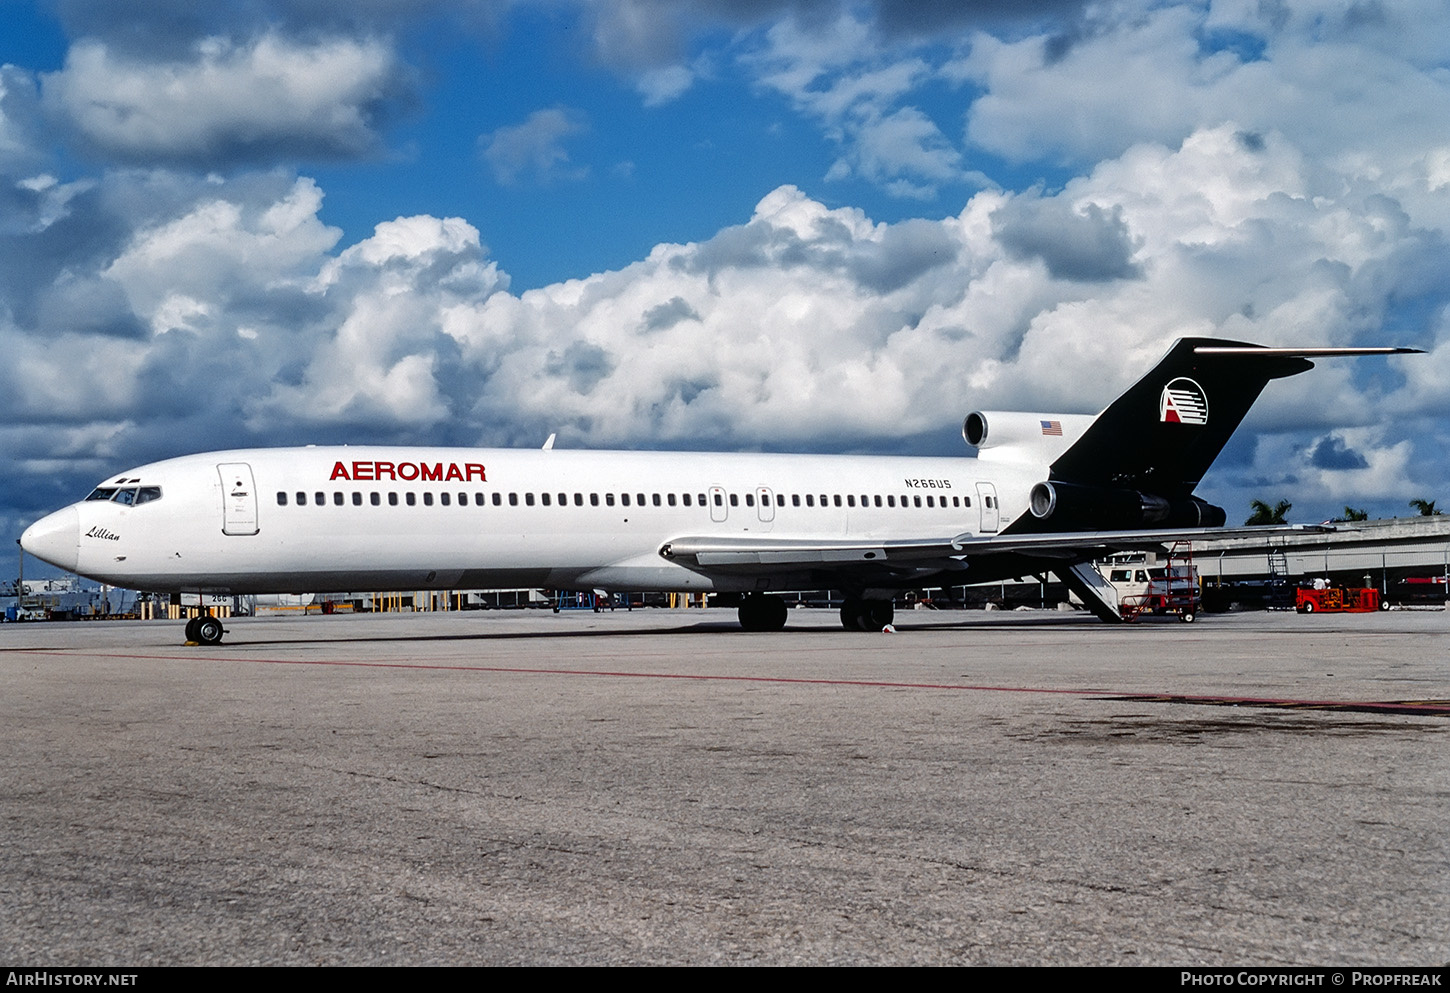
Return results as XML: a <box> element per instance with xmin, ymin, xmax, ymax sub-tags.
<box><xmin>21</xmin><ymin>505</ymin><xmax>79</xmax><ymax>572</ymax></box>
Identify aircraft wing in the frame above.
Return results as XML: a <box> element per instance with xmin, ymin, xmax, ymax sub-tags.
<box><xmin>658</xmin><ymin>524</ymin><xmax>1334</xmax><ymax>571</ymax></box>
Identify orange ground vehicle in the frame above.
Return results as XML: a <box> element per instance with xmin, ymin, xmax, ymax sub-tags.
<box><xmin>1294</xmin><ymin>586</ymin><xmax>1385</xmax><ymax>613</ymax></box>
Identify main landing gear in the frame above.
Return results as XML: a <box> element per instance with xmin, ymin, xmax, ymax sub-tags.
<box><xmin>737</xmin><ymin>592</ymin><xmax>788</xmax><ymax>632</ymax></box>
<box><xmin>184</xmin><ymin>613</ymin><xmax>225</xmax><ymax>646</ymax></box>
<box><xmin>840</xmin><ymin>598</ymin><xmax>894</xmax><ymax>631</ymax></box>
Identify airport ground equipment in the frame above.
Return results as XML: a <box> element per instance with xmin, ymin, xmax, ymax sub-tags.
<box><xmin>1118</xmin><ymin>543</ymin><xmax>1200</xmax><ymax>622</ymax></box>
<box><xmin>1294</xmin><ymin>585</ymin><xmax>1385</xmax><ymax>613</ymax></box>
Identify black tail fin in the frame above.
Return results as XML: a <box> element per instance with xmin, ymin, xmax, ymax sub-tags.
<box><xmin>1008</xmin><ymin>338</ymin><xmax>1416</xmax><ymax>533</ymax></box>
<box><xmin>1050</xmin><ymin>337</ymin><xmax>1310</xmax><ymax>498</ymax></box>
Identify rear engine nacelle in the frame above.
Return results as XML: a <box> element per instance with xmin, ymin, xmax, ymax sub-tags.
<box><xmin>963</xmin><ymin>411</ymin><xmax>1094</xmax><ymax>450</ymax></box>
<box><xmin>1028</xmin><ymin>480</ymin><xmax>1226</xmax><ymax>530</ymax></box>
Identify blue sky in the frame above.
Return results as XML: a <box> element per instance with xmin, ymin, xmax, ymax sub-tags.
<box><xmin>3</xmin><ymin>0</ymin><xmax>1450</xmax><ymax>564</ymax></box>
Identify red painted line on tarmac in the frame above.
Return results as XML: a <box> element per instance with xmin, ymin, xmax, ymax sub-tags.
<box><xmin>14</xmin><ymin>647</ymin><xmax>1449</xmax><ymax>714</ymax></box>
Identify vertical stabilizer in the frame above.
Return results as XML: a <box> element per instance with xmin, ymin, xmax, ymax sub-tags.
<box><xmin>1048</xmin><ymin>338</ymin><xmax>1314</xmax><ymax>498</ymax></box>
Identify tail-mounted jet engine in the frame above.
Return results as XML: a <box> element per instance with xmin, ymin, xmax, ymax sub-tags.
<box><xmin>1027</xmin><ymin>480</ymin><xmax>1226</xmax><ymax>530</ymax></box>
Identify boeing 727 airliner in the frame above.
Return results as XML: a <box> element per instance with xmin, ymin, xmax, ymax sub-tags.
<box><xmin>20</xmin><ymin>338</ymin><xmax>1416</xmax><ymax>643</ymax></box>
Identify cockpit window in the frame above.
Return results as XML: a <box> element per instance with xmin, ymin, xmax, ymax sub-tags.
<box><xmin>86</xmin><ymin>484</ymin><xmax>162</xmax><ymax>504</ymax></box>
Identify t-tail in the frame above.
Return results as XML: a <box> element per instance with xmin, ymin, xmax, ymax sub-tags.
<box><xmin>1001</xmin><ymin>338</ymin><xmax>1417</xmax><ymax>536</ymax></box>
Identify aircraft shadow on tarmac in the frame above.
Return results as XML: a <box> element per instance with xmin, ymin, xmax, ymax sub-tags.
<box><xmin>212</xmin><ymin>609</ymin><xmax>1106</xmax><ymax>647</ymax></box>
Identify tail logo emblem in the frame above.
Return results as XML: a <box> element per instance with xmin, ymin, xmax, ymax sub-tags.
<box><xmin>1160</xmin><ymin>378</ymin><xmax>1208</xmax><ymax>424</ymax></box>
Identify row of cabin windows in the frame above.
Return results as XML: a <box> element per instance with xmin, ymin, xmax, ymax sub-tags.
<box><xmin>275</xmin><ymin>490</ymin><xmax>973</xmax><ymax>510</ymax></box>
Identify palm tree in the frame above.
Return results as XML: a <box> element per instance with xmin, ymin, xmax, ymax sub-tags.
<box><xmin>1335</xmin><ymin>506</ymin><xmax>1368</xmax><ymax>522</ymax></box>
<box><xmin>1245</xmin><ymin>499</ymin><xmax>1292</xmax><ymax>525</ymax></box>
<box><xmin>1408</xmin><ymin>498</ymin><xmax>1440</xmax><ymax>516</ymax></box>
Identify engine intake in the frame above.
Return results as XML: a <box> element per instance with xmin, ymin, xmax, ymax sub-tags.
<box><xmin>1028</xmin><ymin>481</ymin><xmax>1226</xmax><ymax>530</ymax></box>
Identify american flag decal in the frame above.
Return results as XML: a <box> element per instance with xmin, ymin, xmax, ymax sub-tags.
<box><xmin>1040</xmin><ymin>420</ymin><xmax>1063</xmax><ymax>436</ymax></box>
<box><xmin>1160</xmin><ymin>377</ymin><xmax>1208</xmax><ymax>424</ymax></box>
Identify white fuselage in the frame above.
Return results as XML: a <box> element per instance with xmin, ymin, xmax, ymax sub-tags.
<box><xmin>22</xmin><ymin>446</ymin><xmax>1043</xmax><ymax>595</ymax></box>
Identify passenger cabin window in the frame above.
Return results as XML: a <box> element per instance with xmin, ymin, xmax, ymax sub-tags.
<box><xmin>370</xmin><ymin>492</ymin><xmax>380</xmax><ymax>506</ymax></box>
<box><xmin>423</xmin><ymin>492</ymin><xmax>433</xmax><ymax>506</ymax></box>
<box><xmin>440</xmin><ymin>492</ymin><xmax>451</xmax><ymax>506</ymax></box>
<box><xmin>389</xmin><ymin>492</ymin><xmax>399</xmax><ymax>506</ymax></box>
<box><xmin>333</xmin><ymin>492</ymin><xmax>343</xmax><ymax>506</ymax></box>
<box><xmin>315</xmin><ymin>491</ymin><xmax>325</xmax><ymax>506</ymax></box>
<box><xmin>352</xmin><ymin>492</ymin><xmax>362</xmax><ymax>506</ymax></box>
<box><xmin>296</xmin><ymin>491</ymin><xmax>307</xmax><ymax>506</ymax></box>
<box><xmin>406</xmin><ymin>492</ymin><xmax>416</xmax><ymax>506</ymax></box>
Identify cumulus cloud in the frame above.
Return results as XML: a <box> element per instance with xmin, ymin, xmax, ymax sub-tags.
<box><xmin>992</xmin><ymin>192</ymin><xmax>1141</xmax><ymax>281</ymax></box>
<box><xmin>0</xmin><ymin>67</ymin><xmax>46</xmax><ymax>174</ymax></box>
<box><xmin>480</xmin><ymin>107</ymin><xmax>591</xmax><ymax>186</ymax></box>
<box><xmin>636</xmin><ymin>64</ymin><xmax>696</xmax><ymax>105</ymax></box>
<box><xmin>953</xmin><ymin>0</ymin><xmax>1450</xmax><ymax>200</ymax></box>
<box><xmin>744</xmin><ymin>10</ymin><xmax>980</xmax><ymax>199</ymax></box>
<box><xmin>41</xmin><ymin>33</ymin><xmax>402</xmax><ymax>165</ymax></box>
<box><xmin>1308</xmin><ymin>434</ymin><xmax>1370</xmax><ymax>471</ymax></box>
